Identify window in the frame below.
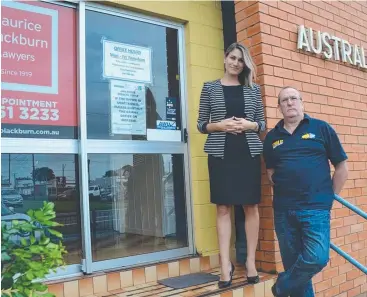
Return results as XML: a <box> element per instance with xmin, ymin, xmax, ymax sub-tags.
<box><xmin>86</xmin><ymin>10</ymin><xmax>181</xmax><ymax>140</ymax></box>
<box><xmin>1</xmin><ymin>154</ymin><xmax>82</xmax><ymax>264</ymax></box>
<box><xmin>88</xmin><ymin>153</ymin><xmax>188</xmax><ymax>261</ymax></box>
<box><xmin>1</xmin><ymin>1</ymin><xmax>77</xmax><ymax>139</ymax></box>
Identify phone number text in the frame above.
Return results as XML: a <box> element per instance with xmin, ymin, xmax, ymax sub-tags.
<box><xmin>1</xmin><ymin>106</ymin><xmax>59</xmax><ymax>121</ymax></box>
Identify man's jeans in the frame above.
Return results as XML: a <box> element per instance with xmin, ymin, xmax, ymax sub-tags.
<box><xmin>274</xmin><ymin>209</ymin><xmax>330</xmax><ymax>297</ymax></box>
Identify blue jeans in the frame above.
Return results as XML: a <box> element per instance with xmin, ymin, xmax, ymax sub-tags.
<box><xmin>274</xmin><ymin>209</ymin><xmax>330</xmax><ymax>297</ymax></box>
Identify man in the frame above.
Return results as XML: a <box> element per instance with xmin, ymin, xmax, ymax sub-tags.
<box><xmin>263</xmin><ymin>87</ymin><xmax>348</xmax><ymax>297</ymax></box>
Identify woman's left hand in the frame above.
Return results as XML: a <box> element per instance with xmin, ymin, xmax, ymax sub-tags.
<box><xmin>234</xmin><ymin>117</ymin><xmax>257</xmax><ymax>132</ymax></box>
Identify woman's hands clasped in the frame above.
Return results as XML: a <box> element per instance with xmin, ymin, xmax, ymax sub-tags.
<box><xmin>217</xmin><ymin>117</ymin><xmax>256</xmax><ymax>134</ymax></box>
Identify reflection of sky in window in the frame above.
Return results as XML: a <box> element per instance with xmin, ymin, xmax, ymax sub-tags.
<box><xmin>1</xmin><ymin>154</ymin><xmax>76</xmax><ymax>186</ymax></box>
<box><xmin>86</xmin><ymin>11</ymin><xmax>170</xmax><ymax>138</ymax></box>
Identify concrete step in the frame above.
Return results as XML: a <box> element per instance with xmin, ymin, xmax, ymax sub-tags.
<box><xmin>45</xmin><ymin>255</ymin><xmax>276</xmax><ymax>297</ymax></box>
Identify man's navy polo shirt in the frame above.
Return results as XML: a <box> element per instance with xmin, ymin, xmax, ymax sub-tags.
<box><xmin>263</xmin><ymin>114</ymin><xmax>348</xmax><ymax>211</ymax></box>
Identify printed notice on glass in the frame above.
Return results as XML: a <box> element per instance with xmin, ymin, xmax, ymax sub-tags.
<box><xmin>103</xmin><ymin>40</ymin><xmax>152</xmax><ymax>84</ymax></box>
<box><xmin>110</xmin><ymin>80</ymin><xmax>146</xmax><ymax>135</ymax></box>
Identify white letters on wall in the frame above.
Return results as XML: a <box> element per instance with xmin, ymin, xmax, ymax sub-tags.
<box><xmin>297</xmin><ymin>25</ymin><xmax>367</xmax><ymax>69</ymax></box>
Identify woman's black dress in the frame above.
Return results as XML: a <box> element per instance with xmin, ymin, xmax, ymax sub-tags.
<box><xmin>208</xmin><ymin>85</ymin><xmax>261</xmax><ymax>205</ymax></box>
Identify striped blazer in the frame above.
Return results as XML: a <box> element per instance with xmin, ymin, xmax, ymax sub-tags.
<box><xmin>197</xmin><ymin>79</ymin><xmax>266</xmax><ymax>158</ymax></box>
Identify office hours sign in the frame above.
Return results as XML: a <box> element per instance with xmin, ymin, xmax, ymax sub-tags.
<box><xmin>103</xmin><ymin>40</ymin><xmax>152</xmax><ymax>84</ymax></box>
<box><xmin>1</xmin><ymin>1</ymin><xmax>77</xmax><ymax>139</ymax></box>
<box><xmin>110</xmin><ymin>80</ymin><xmax>146</xmax><ymax>135</ymax></box>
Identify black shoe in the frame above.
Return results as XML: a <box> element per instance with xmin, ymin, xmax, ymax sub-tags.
<box><xmin>271</xmin><ymin>283</ymin><xmax>287</xmax><ymax>297</ymax></box>
<box><xmin>247</xmin><ymin>275</ymin><xmax>260</xmax><ymax>284</ymax></box>
<box><xmin>271</xmin><ymin>283</ymin><xmax>277</xmax><ymax>296</ymax></box>
<box><xmin>218</xmin><ymin>262</ymin><xmax>235</xmax><ymax>289</ymax></box>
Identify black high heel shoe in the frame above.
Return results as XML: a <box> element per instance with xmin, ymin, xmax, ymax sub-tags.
<box><xmin>247</xmin><ymin>275</ymin><xmax>260</xmax><ymax>284</ymax></box>
<box><xmin>246</xmin><ymin>263</ymin><xmax>259</xmax><ymax>284</ymax></box>
<box><xmin>218</xmin><ymin>262</ymin><xmax>235</xmax><ymax>289</ymax></box>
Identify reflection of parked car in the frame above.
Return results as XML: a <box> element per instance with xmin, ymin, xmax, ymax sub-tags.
<box><xmin>57</xmin><ymin>189</ymin><xmax>77</xmax><ymax>200</ymax></box>
<box><xmin>1</xmin><ymin>188</ymin><xmax>23</xmax><ymax>207</ymax></box>
<box><xmin>1</xmin><ymin>203</ymin><xmax>41</xmax><ymax>244</ymax></box>
<box><xmin>89</xmin><ymin>185</ymin><xmax>101</xmax><ymax>199</ymax></box>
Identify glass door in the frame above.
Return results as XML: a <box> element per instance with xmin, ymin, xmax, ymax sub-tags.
<box><xmin>79</xmin><ymin>3</ymin><xmax>193</xmax><ymax>272</ymax></box>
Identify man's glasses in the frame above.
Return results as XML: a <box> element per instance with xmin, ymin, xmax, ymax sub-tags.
<box><xmin>279</xmin><ymin>96</ymin><xmax>301</xmax><ymax>105</ymax></box>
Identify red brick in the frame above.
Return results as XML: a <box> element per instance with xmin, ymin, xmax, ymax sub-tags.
<box><xmin>269</xmin><ymin>7</ymin><xmax>287</xmax><ymax>21</ymax></box>
<box><xmin>340</xmin><ymin>280</ymin><xmax>354</xmax><ymax>292</ymax></box>
<box><xmin>291</xmin><ymin>52</ymin><xmax>308</xmax><ymax>63</ymax></box>
<box><xmin>260</xmin><ymin>13</ymin><xmax>279</xmax><ymax>27</ymax></box>
<box><xmin>302</xmin><ymin>83</ymin><xmax>319</xmax><ymax>94</ymax></box>
<box><xmin>303</xmin><ymin>2</ymin><xmax>320</xmax><ymax>15</ymax></box>
<box><xmin>279</xmin><ymin>19</ymin><xmax>298</xmax><ymax>32</ymax></box>
<box><xmin>323</xmin><ymin>267</ymin><xmax>339</xmax><ymax>280</ymax></box>
<box><xmin>352</xmin><ymin>241</ymin><xmax>365</xmax><ymax>251</ymax></box>
<box><xmin>311</xmin><ymin>75</ymin><xmax>327</xmax><ymax>86</ymax></box>
<box><xmin>312</xmin><ymin>94</ymin><xmax>328</xmax><ymax>105</ymax></box>
<box><xmin>281</xmin><ymin>39</ymin><xmax>297</xmax><ymax>51</ymax></box>
<box><xmin>339</xmin><ymin>263</ymin><xmax>354</xmax><ymax>274</ymax></box>
<box><xmin>261</xmin><ymin>33</ymin><xmax>281</xmax><ymax>47</ymax></box>
<box><xmin>347</xmin><ymin>286</ymin><xmax>361</xmax><ymax>297</ymax></box>
<box><xmin>271</xmin><ymin>27</ymin><xmax>290</xmax><ymax>40</ymax></box>
<box><xmin>283</xmin><ymin>79</ymin><xmax>303</xmax><ymax>91</ymax></box>
<box><xmin>327</xmin><ymin>79</ymin><xmax>341</xmax><ymax>89</ymax></box>
<box><xmin>345</xmin><ymin>233</ymin><xmax>359</xmax><ymax>245</ymax></box>
<box><xmin>296</xmin><ymin>7</ymin><xmax>313</xmax><ymax>21</ymax></box>
<box><xmin>263</xmin><ymin>76</ymin><xmax>284</xmax><ymax>87</ymax></box>
<box><xmin>278</xmin><ymin>1</ymin><xmax>296</xmax><ymax>14</ymax></box>
<box><xmin>324</xmin><ymin>286</ymin><xmax>340</xmax><ymax>297</ymax></box>
<box><xmin>262</xmin><ymin>54</ymin><xmax>283</xmax><ymax>67</ymax></box>
<box><xmin>257</xmin><ymin>65</ymin><xmax>274</xmax><ymax>76</ymax></box>
<box><xmin>301</xmin><ymin>64</ymin><xmax>318</xmax><ymax>75</ymax></box>
<box><xmin>331</xmin><ymin>218</ymin><xmax>344</xmax><ymax>228</ymax></box>
<box><xmin>272</xmin><ymin>47</ymin><xmax>292</xmax><ymax>59</ymax></box>
<box><xmin>313</xmin><ymin>14</ymin><xmax>328</xmax><ymax>26</ymax></box>
<box><xmin>293</xmin><ymin>72</ymin><xmax>311</xmax><ymax>83</ymax></box>
<box><xmin>234</xmin><ymin>0</ymin><xmax>252</xmax><ymax>13</ymax></box>
<box><xmin>318</xmin><ymin>68</ymin><xmax>333</xmax><ymax>79</ymax></box>
<box><xmin>319</xmin><ymin>86</ymin><xmax>334</xmax><ymax>97</ymax></box>
<box><xmin>274</xmin><ymin>67</ymin><xmax>293</xmax><ymax>79</ymax></box>
<box><xmin>315</xmin><ymin>279</ymin><xmax>332</xmax><ymax>293</ymax></box>
<box><xmin>282</xmin><ymin>59</ymin><xmax>301</xmax><ymax>71</ymax></box>
<box><xmin>332</xmin><ymin>274</ymin><xmax>347</xmax><ymax>286</ymax></box>
<box><xmin>351</xmin><ymin>224</ymin><xmax>364</xmax><ymax>233</ymax></box>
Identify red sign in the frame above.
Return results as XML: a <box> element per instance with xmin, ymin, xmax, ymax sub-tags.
<box><xmin>1</xmin><ymin>1</ymin><xmax>77</xmax><ymax>138</ymax></box>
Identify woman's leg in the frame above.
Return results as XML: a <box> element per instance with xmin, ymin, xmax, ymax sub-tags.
<box><xmin>243</xmin><ymin>204</ymin><xmax>259</xmax><ymax>277</ymax></box>
<box><xmin>217</xmin><ymin>204</ymin><xmax>232</xmax><ymax>281</ymax></box>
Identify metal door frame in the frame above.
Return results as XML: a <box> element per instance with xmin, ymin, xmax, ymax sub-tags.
<box><xmin>79</xmin><ymin>1</ymin><xmax>194</xmax><ymax>273</ymax></box>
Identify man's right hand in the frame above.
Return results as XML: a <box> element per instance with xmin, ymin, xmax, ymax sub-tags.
<box><xmin>266</xmin><ymin>169</ymin><xmax>275</xmax><ymax>186</ymax></box>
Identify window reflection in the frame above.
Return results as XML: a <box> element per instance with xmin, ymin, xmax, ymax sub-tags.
<box><xmin>1</xmin><ymin>154</ymin><xmax>82</xmax><ymax>264</ymax></box>
<box><xmin>86</xmin><ymin>11</ymin><xmax>181</xmax><ymax>140</ymax></box>
<box><xmin>88</xmin><ymin>153</ymin><xmax>188</xmax><ymax>261</ymax></box>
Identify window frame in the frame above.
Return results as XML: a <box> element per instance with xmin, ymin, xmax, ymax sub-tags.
<box><xmin>1</xmin><ymin>0</ymin><xmax>194</xmax><ymax>278</ymax></box>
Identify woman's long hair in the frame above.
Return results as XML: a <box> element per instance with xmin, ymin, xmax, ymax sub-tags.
<box><xmin>225</xmin><ymin>42</ymin><xmax>257</xmax><ymax>87</ymax></box>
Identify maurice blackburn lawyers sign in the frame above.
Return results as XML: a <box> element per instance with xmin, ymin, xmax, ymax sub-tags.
<box><xmin>297</xmin><ymin>25</ymin><xmax>367</xmax><ymax>69</ymax></box>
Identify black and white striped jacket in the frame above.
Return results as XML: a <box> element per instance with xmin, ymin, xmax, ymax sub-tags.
<box><xmin>197</xmin><ymin>79</ymin><xmax>266</xmax><ymax>158</ymax></box>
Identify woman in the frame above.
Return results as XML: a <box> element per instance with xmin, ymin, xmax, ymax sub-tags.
<box><xmin>197</xmin><ymin>42</ymin><xmax>265</xmax><ymax>288</ymax></box>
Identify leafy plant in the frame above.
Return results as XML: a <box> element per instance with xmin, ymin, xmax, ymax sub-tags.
<box><xmin>1</xmin><ymin>202</ymin><xmax>67</xmax><ymax>297</ymax></box>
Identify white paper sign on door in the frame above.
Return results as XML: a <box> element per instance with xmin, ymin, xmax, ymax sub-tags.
<box><xmin>110</xmin><ymin>80</ymin><xmax>146</xmax><ymax>135</ymax></box>
<box><xmin>103</xmin><ymin>40</ymin><xmax>152</xmax><ymax>84</ymax></box>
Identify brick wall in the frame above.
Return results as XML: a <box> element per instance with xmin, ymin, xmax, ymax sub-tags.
<box><xmin>235</xmin><ymin>1</ymin><xmax>367</xmax><ymax>296</ymax></box>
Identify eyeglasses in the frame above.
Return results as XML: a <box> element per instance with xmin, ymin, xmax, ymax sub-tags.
<box><xmin>279</xmin><ymin>96</ymin><xmax>301</xmax><ymax>105</ymax></box>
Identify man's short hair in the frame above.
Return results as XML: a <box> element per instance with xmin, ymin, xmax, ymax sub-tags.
<box><xmin>278</xmin><ymin>86</ymin><xmax>302</xmax><ymax>105</ymax></box>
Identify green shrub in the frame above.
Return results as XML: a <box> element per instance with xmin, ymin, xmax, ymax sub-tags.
<box><xmin>1</xmin><ymin>202</ymin><xmax>67</xmax><ymax>297</ymax></box>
